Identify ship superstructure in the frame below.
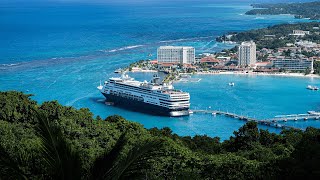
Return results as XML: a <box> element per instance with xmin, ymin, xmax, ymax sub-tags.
<box><xmin>98</xmin><ymin>74</ymin><xmax>190</xmax><ymax>116</ymax></box>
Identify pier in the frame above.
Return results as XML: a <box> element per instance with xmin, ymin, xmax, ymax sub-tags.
<box><xmin>190</xmin><ymin>110</ymin><xmax>320</xmax><ymax>131</ymax></box>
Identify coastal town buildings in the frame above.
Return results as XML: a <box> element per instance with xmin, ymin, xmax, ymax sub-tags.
<box><xmin>272</xmin><ymin>58</ymin><xmax>314</xmax><ymax>72</ymax></box>
<box><xmin>157</xmin><ymin>46</ymin><xmax>195</xmax><ymax>64</ymax></box>
<box><xmin>290</xmin><ymin>30</ymin><xmax>310</xmax><ymax>36</ymax></box>
<box><xmin>295</xmin><ymin>40</ymin><xmax>318</xmax><ymax>48</ymax></box>
<box><xmin>200</xmin><ymin>56</ymin><xmax>220</xmax><ymax>66</ymax></box>
<box><xmin>238</xmin><ymin>41</ymin><xmax>256</xmax><ymax>67</ymax></box>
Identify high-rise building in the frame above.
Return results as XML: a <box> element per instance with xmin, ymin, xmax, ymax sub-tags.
<box><xmin>238</xmin><ymin>41</ymin><xmax>256</xmax><ymax>67</ymax></box>
<box><xmin>157</xmin><ymin>46</ymin><xmax>195</xmax><ymax>64</ymax></box>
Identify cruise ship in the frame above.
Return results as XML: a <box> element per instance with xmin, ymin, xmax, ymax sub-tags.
<box><xmin>97</xmin><ymin>74</ymin><xmax>190</xmax><ymax>116</ymax></box>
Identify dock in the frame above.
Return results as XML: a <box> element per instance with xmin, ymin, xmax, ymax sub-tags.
<box><xmin>190</xmin><ymin>110</ymin><xmax>320</xmax><ymax>131</ymax></box>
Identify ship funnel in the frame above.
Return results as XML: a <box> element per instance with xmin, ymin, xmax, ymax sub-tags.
<box><xmin>152</xmin><ymin>74</ymin><xmax>160</xmax><ymax>84</ymax></box>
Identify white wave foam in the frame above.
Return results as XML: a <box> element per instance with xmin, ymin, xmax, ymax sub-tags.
<box><xmin>102</xmin><ymin>36</ymin><xmax>214</xmax><ymax>53</ymax></box>
<box><xmin>0</xmin><ymin>63</ymin><xmax>19</xmax><ymax>67</ymax></box>
<box><xmin>47</xmin><ymin>80</ymin><xmax>57</xmax><ymax>89</ymax></box>
<box><xmin>159</xmin><ymin>36</ymin><xmax>214</xmax><ymax>43</ymax></box>
<box><xmin>108</xmin><ymin>45</ymin><xmax>144</xmax><ymax>53</ymax></box>
<box><xmin>66</xmin><ymin>92</ymin><xmax>96</xmax><ymax>106</ymax></box>
<box><xmin>212</xmin><ymin>43</ymin><xmax>218</xmax><ymax>48</ymax></box>
<box><xmin>201</xmin><ymin>40</ymin><xmax>214</xmax><ymax>49</ymax></box>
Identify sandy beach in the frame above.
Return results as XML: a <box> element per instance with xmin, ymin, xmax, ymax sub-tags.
<box><xmin>130</xmin><ymin>69</ymin><xmax>158</xmax><ymax>73</ymax></box>
<box><xmin>194</xmin><ymin>71</ymin><xmax>320</xmax><ymax>78</ymax></box>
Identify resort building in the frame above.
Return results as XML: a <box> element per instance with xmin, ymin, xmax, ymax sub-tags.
<box><xmin>290</xmin><ymin>30</ymin><xmax>310</xmax><ymax>36</ymax></box>
<box><xmin>238</xmin><ymin>41</ymin><xmax>256</xmax><ymax>67</ymax></box>
<box><xmin>295</xmin><ymin>41</ymin><xmax>318</xmax><ymax>48</ymax></box>
<box><xmin>217</xmin><ymin>56</ymin><xmax>231</xmax><ymax>62</ymax></box>
<box><xmin>195</xmin><ymin>56</ymin><xmax>202</xmax><ymax>64</ymax></box>
<box><xmin>272</xmin><ymin>58</ymin><xmax>313</xmax><ymax>72</ymax></box>
<box><xmin>200</xmin><ymin>57</ymin><xmax>220</xmax><ymax>66</ymax></box>
<box><xmin>157</xmin><ymin>46</ymin><xmax>195</xmax><ymax>64</ymax></box>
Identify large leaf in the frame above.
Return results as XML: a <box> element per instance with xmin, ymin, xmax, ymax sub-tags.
<box><xmin>36</xmin><ymin>112</ymin><xmax>82</xmax><ymax>179</ymax></box>
<box><xmin>106</xmin><ymin>139</ymin><xmax>164</xmax><ymax>180</ymax></box>
<box><xmin>90</xmin><ymin>133</ymin><xmax>127</xmax><ymax>180</ymax></box>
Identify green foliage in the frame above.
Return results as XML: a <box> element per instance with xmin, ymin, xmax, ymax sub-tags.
<box><xmin>201</xmin><ymin>153</ymin><xmax>261</xmax><ymax>180</ymax></box>
<box><xmin>180</xmin><ymin>135</ymin><xmax>222</xmax><ymax>154</ymax></box>
<box><xmin>217</xmin><ymin>22</ymin><xmax>320</xmax><ymax>50</ymax></box>
<box><xmin>36</xmin><ymin>112</ymin><xmax>83</xmax><ymax>179</ymax></box>
<box><xmin>224</xmin><ymin>121</ymin><xmax>260</xmax><ymax>151</ymax></box>
<box><xmin>246</xmin><ymin>1</ymin><xmax>320</xmax><ymax>20</ymax></box>
<box><xmin>314</xmin><ymin>61</ymin><xmax>320</xmax><ymax>74</ymax></box>
<box><xmin>0</xmin><ymin>91</ymin><xmax>38</xmax><ymax>124</ymax></box>
<box><xmin>0</xmin><ymin>144</ymin><xmax>28</xmax><ymax>180</ymax></box>
<box><xmin>305</xmin><ymin>67</ymin><xmax>311</xmax><ymax>75</ymax></box>
<box><xmin>1</xmin><ymin>91</ymin><xmax>320</xmax><ymax>179</ymax></box>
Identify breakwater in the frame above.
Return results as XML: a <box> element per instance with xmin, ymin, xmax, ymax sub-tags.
<box><xmin>190</xmin><ymin>110</ymin><xmax>320</xmax><ymax>131</ymax></box>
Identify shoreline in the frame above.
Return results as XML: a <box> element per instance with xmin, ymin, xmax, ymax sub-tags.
<box><xmin>130</xmin><ymin>69</ymin><xmax>158</xmax><ymax>73</ymax></box>
<box><xmin>183</xmin><ymin>71</ymin><xmax>320</xmax><ymax>78</ymax></box>
<box><xmin>128</xmin><ymin>69</ymin><xmax>320</xmax><ymax>79</ymax></box>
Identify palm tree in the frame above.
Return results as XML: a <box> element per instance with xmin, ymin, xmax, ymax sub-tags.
<box><xmin>0</xmin><ymin>112</ymin><xmax>163</xmax><ymax>179</ymax></box>
<box><xmin>36</xmin><ymin>112</ymin><xmax>83</xmax><ymax>179</ymax></box>
<box><xmin>90</xmin><ymin>135</ymin><xmax>163</xmax><ymax>180</ymax></box>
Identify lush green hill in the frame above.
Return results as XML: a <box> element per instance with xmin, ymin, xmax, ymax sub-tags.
<box><xmin>245</xmin><ymin>1</ymin><xmax>320</xmax><ymax>20</ymax></box>
<box><xmin>1</xmin><ymin>91</ymin><xmax>320</xmax><ymax>179</ymax></box>
<box><xmin>216</xmin><ymin>22</ymin><xmax>320</xmax><ymax>50</ymax></box>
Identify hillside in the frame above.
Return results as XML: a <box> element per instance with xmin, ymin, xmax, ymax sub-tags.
<box><xmin>1</xmin><ymin>91</ymin><xmax>320</xmax><ymax>179</ymax></box>
<box><xmin>245</xmin><ymin>1</ymin><xmax>320</xmax><ymax>20</ymax></box>
<box><xmin>216</xmin><ymin>22</ymin><xmax>320</xmax><ymax>49</ymax></box>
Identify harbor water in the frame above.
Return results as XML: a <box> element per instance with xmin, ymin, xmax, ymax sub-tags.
<box><xmin>0</xmin><ymin>0</ymin><xmax>318</xmax><ymax>140</ymax></box>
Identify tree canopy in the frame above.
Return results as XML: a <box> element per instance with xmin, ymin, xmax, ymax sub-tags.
<box><xmin>1</xmin><ymin>91</ymin><xmax>320</xmax><ymax>179</ymax></box>
<box><xmin>246</xmin><ymin>1</ymin><xmax>320</xmax><ymax>20</ymax></box>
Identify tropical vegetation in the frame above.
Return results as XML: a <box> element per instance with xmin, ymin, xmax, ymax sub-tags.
<box><xmin>1</xmin><ymin>91</ymin><xmax>320</xmax><ymax>179</ymax></box>
<box><xmin>246</xmin><ymin>1</ymin><xmax>320</xmax><ymax>20</ymax></box>
<box><xmin>216</xmin><ymin>22</ymin><xmax>320</xmax><ymax>50</ymax></box>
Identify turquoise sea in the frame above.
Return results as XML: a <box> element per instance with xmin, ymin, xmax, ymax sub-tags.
<box><xmin>1</xmin><ymin>0</ymin><xmax>319</xmax><ymax>140</ymax></box>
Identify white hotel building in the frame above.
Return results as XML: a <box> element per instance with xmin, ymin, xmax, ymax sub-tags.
<box><xmin>291</xmin><ymin>30</ymin><xmax>310</xmax><ymax>36</ymax></box>
<box><xmin>272</xmin><ymin>58</ymin><xmax>314</xmax><ymax>72</ymax></box>
<box><xmin>157</xmin><ymin>46</ymin><xmax>195</xmax><ymax>64</ymax></box>
<box><xmin>238</xmin><ymin>41</ymin><xmax>256</xmax><ymax>67</ymax></box>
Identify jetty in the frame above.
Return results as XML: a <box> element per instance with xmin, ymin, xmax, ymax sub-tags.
<box><xmin>190</xmin><ymin>110</ymin><xmax>320</xmax><ymax>131</ymax></box>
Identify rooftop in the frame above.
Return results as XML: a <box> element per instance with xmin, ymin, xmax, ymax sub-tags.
<box><xmin>158</xmin><ymin>46</ymin><xmax>194</xmax><ymax>49</ymax></box>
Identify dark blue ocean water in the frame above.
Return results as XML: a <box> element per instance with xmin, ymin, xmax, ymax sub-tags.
<box><xmin>1</xmin><ymin>0</ymin><xmax>319</xmax><ymax>140</ymax></box>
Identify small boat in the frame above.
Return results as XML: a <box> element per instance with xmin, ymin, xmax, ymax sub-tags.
<box><xmin>308</xmin><ymin>111</ymin><xmax>320</xmax><ymax>115</ymax></box>
<box><xmin>228</xmin><ymin>82</ymin><xmax>235</xmax><ymax>86</ymax></box>
<box><xmin>114</xmin><ymin>68</ymin><xmax>122</xmax><ymax>73</ymax></box>
<box><xmin>180</xmin><ymin>75</ymin><xmax>191</xmax><ymax>78</ymax></box>
<box><xmin>189</xmin><ymin>110</ymin><xmax>193</xmax><ymax>114</ymax></box>
<box><xmin>307</xmin><ymin>85</ymin><xmax>319</xmax><ymax>90</ymax></box>
<box><xmin>105</xmin><ymin>102</ymin><xmax>114</xmax><ymax>106</ymax></box>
